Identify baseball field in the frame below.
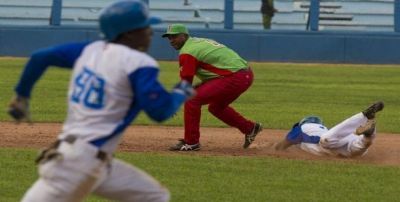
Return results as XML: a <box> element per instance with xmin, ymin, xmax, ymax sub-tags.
<box><xmin>1</xmin><ymin>58</ymin><xmax>400</xmax><ymax>201</ymax></box>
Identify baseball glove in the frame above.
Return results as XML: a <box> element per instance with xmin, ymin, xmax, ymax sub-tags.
<box><xmin>8</xmin><ymin>95</ymin><xmax>31</xmax><ymax>123</ymax></box>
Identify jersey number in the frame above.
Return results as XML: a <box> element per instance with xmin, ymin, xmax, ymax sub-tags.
<box><xmin>71</xmin><ymin>67</ymin><xmax>105</xmax><ymax>109</ymax></box>
<box><xmin>204</xmin><ymin>39</ymin><xmax>224</xmax><ymax>47</ymax></box>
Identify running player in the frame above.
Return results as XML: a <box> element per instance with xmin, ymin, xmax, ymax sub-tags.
<box><xmin>8</xmin><ymin>1</ymin><xmax>194</xmax><ymax>201</ymax></box>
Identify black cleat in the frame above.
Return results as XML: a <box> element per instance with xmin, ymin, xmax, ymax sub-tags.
<box><xmin>169</xmin><ymin>139</ymin><xmax>201</xmax><ymax>151</ymax></box>
<box><xmin>243</xmin><ymin>123</ymin><xmax>263</xmax><ymax>149</ymax></box>
<box><xmin>362</xmin><ymin>101</ymin><xmax>384</xmax><ymax>119</ymax></box>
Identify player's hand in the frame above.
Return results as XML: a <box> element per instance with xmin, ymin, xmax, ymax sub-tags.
<box><xmin>8</xmin><ymin>95</ymin><xmax>31</xmax><ymax>123</ymax></box>
<box><xmin>193</xmin><ymin>82</ymin><xmax>202</xmax><ymax>89</ymax></box>
<box><xmin>173</xmin><ymin>80</ymin><xmax>196</xmax><ymax>100</ymax></box>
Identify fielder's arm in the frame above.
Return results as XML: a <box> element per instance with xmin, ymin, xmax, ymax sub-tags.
<box><xmin>179</xmin><ymin>54</ymin><xmax>199</xmax><ymax>84</ymax></box>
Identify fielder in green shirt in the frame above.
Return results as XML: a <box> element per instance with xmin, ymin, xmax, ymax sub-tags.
<box><xmin>163</xmin><ymin>24</ymin><xmax>262</xmax><ymax>151</ymax></box>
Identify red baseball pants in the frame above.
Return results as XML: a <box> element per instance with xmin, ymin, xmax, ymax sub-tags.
<box><xmin>184</xmin><ymin>68</ymin><xmax>256</xmax><ymax>144</ymax></box>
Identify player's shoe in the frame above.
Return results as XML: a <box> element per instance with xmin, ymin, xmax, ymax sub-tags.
<box><xmin>356</xmin><ymin>119</ymin><xmax>376</xmax><ymax>137</ymax></box>
<box><xmin>362</xmin><ymin>101</ymin><xmax>384</xmax><ymax>119</ymax></box>
<box><xmin>243</xmin><ymin>123</ymin><xmax>263</xmax><ymax>149</ymax></box>
<box><xmin>169</xmin><ymin>139</ymin><xmax>200</xmax><ymax>151</ymax></box>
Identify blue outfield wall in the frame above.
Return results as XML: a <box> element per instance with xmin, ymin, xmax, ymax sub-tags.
<box><xmin>1</xmin><ymin>26</ymin><xmax>400</xmax><ymax>64</ymax></box>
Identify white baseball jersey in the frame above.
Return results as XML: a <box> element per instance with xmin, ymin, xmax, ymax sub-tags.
<box><xmin>59</xmin><ymin>41</ymin><xmax>155</xmax><ymax>153</ymax></box>
<box><xmin>286</xmin><ymin>123</ymin><xmax>333</xmax><ymax>156</ymax></box>
<box><xmin>58</xmin><ymin>41</ymin><xmax>184</xmax><ymax>154</ymax></box>
<box><xmin>19</xmin><ymin>1</ymin><xmax>178</xmax><ymax>201</ymax></box>
<box><xmin>20</xmin><ymin>40</ymin><xmax>185</xmax><ymax>202</ymax></box>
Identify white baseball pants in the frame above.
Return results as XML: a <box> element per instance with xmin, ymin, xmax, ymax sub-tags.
<box><xmin>319</xmin><ymin>112</ymin><xmax>374</xmax><ymax>157</ymax></box>
<box><xmin>21</xmin><ymin>139</ymin><xmax>169</xmax><ymax>202</ymax></box>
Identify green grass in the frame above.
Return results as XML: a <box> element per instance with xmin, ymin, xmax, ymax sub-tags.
<box><xmin>1</xmin><ymin>58</ymin><xmax>400</xmax><ymax>201</ymax></box>
<box><xmin>1</xmin><ymin>148</ymin><xmax>399</xmax><ymax>202</ymax></box>
<box><xmin>1</xmin><ymin>58</ymin><xmax>399</xmax><ymax>133</ymax></box>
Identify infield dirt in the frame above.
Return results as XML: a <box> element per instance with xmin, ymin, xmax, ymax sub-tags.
<box><xmin>1</xmin><ymin>122</ymin><xmax>399</xmax><ymax>166</ymax></box>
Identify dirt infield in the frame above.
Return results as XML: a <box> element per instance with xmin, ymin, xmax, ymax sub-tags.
<box><xmin>1</xmin><ymin>122</ymin><xmax>399</xmax><ymax>166</ymax></box>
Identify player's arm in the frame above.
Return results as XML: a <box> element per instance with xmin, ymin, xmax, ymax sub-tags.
<box><xmin>275</xmin><ymin>123</ymin><xmax>302</xmax><ymax>151</ymax></box>
<box><xmin>179</xmin><ymin>54</ymin><xmax>199</xmax><ymax>84</ymax></box>
<box><xmin>129</xmin><ymin>67</ymin><xmax>195</xmax><ymax>122</ymax></box>
<box><xmin>15</xmin><ymin>42</ymin><xmax>90</xmax><ymax>98</ymax></box>
<box><xmin>8</xmin><ymin>42</ymin><xmax>90</xmax><ymax>122</ymax></box>
<box><xmin>274</xmin><ymin>139</ymin><xmax>294</xmax><ymax>150</ymax></box>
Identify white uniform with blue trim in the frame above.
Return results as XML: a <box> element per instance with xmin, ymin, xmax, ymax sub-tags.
<box><xmin>286</xmin><ymin>113</ymin><xmax>374</xmax><ymax>157</ymax></box>
<box><xmin>61</xmin><ymin>41</ymin><xmax>161</xmax><ymax>153</ymax></box>
<box><xmin>20</xmin><ymin>40</ymin><xmax>188</xmax><ymax>202</ymax></box>
<box><xmin>295</xmin><ymin>123</ymin><xmax>333</xmax><ymax>156</ymax></box>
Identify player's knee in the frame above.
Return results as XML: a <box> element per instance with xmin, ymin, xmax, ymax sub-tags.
<box><xmin>123</xmin><ymin>188</ymin><xmax>169</xmax><ymax>202</ymax></box>
<box><xmin>160</xmin><ymin>188</ymin><xmax>170</xmax><ymax>202</ymax></box>
<box><xmin>348</xmin><ymin>137</ymin><xmax>372</xmax><ymax>157</ymax></box>
<box><xmin>208</xmin><ymin>104</ymin><xmax>220</xmax><ymax>114</ymax></box>
<box><xmin>150</xmin><ymin>187</ymin><xmax>170</xmax><ymax>202</ymax></box>
<box><xmin>184</xmin><ymin>98</ymin><xmax>201</xmax><ymax>108</ymax></box>
<box><xmin>319</xmin><ymin>137</ymin><xmax>331</xmax><ymax>149</ymax></box>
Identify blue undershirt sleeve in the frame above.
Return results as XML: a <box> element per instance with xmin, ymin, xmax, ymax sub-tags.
<box><xmin>128</xmin><ymin>67</ymin><xmax>186</xmax><ymax>122</ymax></box>
<box><xmin>15</xmin><ymin>41</ymin><xmax>90</xmax><ymax>97</ymax></box>
<box><xmin>286</xmin><ymin>123</ymin><xmax>303</xmax><ymax>144</ymax></box>
<box><xmin>286</xmin><ymin>123</ymin><xmax>322</xmax><ymax>144</ymax></box>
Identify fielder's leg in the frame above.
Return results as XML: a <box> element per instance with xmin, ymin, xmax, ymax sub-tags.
<box><xmin>207</xmin><ymin>69</ymin><xmax>255</xmax><ymax>134</ymax></box>
<box><xmin>207</xmin><ymin>69</ymin><xmax>260</xmax><ymax>148</ymax></box>
<box><xmin>93</xmin><ymin>159</ymin><xmax>170</xmax><ymax>202</ymax></box>
<box><xmin>182</xmin><ymin>70</ymin><xmax>254</xmax><ymax>145</ymax></box>
<box><xmin>183</xmin><ymin>98</ymin><xmax>202</xmax><ymax>145</ymax></box>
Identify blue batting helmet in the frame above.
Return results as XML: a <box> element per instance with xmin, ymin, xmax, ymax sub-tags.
<box><xmin>99</xmin><ymin>0</ymin><xmax>162</xmax><ymax>41</ymax></box>
<box><xmin>299</xmin><ymin>115</ymin><xmax>323</xmax><ymax>126</ymax></box>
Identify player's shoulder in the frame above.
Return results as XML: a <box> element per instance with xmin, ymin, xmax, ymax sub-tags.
<box><xmin>110</xmin><ymin>43</ymin><xmax>158</xmax><ymax>68</ymax></box>
<box><xmin>81</xmin><ymin>40</ymin><xmax>106</xmax><ymax>54</ymax></box>
<box><xmin>128</xmin><ymin>49</ymin><xmax>158</xmax><ymax>67</ymax></box>
<box><xmin>186</xmin><ymin>37</ymin><xmax>215</xmax><ymax>46</ymax></box>
<box><xmin>301</xmin><ymin>123</ymin><xmax>328</xmax><ymax>135</ymax></box>
<box><xmin>180</xmin><ymin>37</ymin><xmax>208</xmax><ymax>54</ymax></box>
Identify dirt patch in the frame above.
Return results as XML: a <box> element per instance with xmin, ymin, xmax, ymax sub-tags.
<box><xmin>1</xmin><ymin>122</ymin><xmax>399</xmax><ymax>166</ymax></box>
